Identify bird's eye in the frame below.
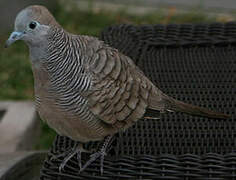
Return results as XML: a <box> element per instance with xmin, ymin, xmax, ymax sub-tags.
<box><xmin>29</xmin><ymin>21</ymin><xmax>37</xmax><ymax>29</ymax></box>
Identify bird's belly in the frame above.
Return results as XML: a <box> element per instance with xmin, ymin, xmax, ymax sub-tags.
<box><xmin>36</xmin><ymin>98</ymin><xmax>110</xmax><ymax>142</ymax></box>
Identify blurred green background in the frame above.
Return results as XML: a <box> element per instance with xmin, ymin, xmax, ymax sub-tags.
<box><xmin>0</xmin><ymin>0</ymin><xmax>234</xmax><ymax>150</ymax></box>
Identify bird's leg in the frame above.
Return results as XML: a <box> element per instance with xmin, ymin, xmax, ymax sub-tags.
<box><xmin>53</xmin><ymin>142</ymin><xmax>89</xmax><ymax>173</ymax></box>
<box><xmin>80</xmin><ymin>135</ymin><xmax>114</xmax><ymax>174</ymax></box>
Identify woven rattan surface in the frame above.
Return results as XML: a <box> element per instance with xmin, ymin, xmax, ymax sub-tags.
<box><xmin>40</xmin><ymin>22</ymin><xmax>236</xmax><ymax>179</ymax></box>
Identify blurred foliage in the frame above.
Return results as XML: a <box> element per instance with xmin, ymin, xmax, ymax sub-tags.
<box><xmin>0</xmin><ymin>44</ymin><xmax>33</xmax><ymax>99</ymax></box>
<box><xmin>34</xmin><ymin>119</ymin><xmax>57</xmax><ymax>150</ymax></box>
<box><xmin>0</xmin><ymin>2</ymin><xmax>220</xmax><ymax>150</ymax></box>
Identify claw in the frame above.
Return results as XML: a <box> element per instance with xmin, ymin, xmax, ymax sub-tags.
<box><xmin>80</xmin><ymin>151</ymin><xmax>106</xmax><ymax>173</ymax></box>
<box><xmin>80</xmin><ymin>135</ymin><xmax>113</xmax><ymax>175</ymax></box>
<box><xmin>59</xmin><ymin>148</ymin><xmax>77</xmax><ymax>173</ymax></box>
<box><xmin>50</xmin><ymin>149</ymin><xmax>71</xmax><ymax>161</ymax></box>
<box><xmin>54</xmin><ymin>142</ymin><xmax>86</xmax><ymax>172</ymax></box>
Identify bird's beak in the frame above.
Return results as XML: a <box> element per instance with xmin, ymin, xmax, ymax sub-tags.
<box><xmin>5</xmin><ymin>31</ymin><xmax>24</xmax><ymax>48</ymax></box>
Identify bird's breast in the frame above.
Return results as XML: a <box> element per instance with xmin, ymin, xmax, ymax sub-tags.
<box><xmin>31</xmin><ymin>61</ymin><xmax>115</xmax><ymax>142</ymax></box>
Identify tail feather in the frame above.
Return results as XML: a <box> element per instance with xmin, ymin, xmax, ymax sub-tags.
<box><xmin>162</xmin><ymin>95</ymin><xmax>230</xmax><ymax>119</ymax></box>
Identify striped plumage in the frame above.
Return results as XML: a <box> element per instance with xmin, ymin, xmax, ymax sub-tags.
<box><xmin>7</xmin><ymin>5</ymin><xmax>230</xmax><ymax>173</ymax></box>
<box><xmin>33</xmin><ymin>26</ymin><xmax>159</xmax><ymax>142</ymax></box>
<box><xmin>33</xmin><ymin>27</ymin><xmax>116</xmax><ymax>142</ymax></box>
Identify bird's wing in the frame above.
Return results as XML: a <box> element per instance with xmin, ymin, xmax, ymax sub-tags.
<box><xmin>82</xmin><ymin>38</ymin><xmax>158</xmax><ymax>129</ymax></box>
<box><xmin>79</xmin><ymin>36</ymin><xmax>229</xmax><ymax>130</ymax></box>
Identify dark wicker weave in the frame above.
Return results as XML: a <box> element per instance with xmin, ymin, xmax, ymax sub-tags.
<box><xmin>40</xmin><ymin>22</ymin><xmax>236</xmax><ymax>179</ymax></box>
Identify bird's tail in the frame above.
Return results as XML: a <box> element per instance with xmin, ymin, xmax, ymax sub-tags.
<box><xmin>161</xmin><ymin>94</ymin><xmax>230</xmax><ymax>119</ymax></box>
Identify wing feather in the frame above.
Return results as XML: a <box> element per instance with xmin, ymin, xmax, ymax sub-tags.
<box><xmin>83</xmin><ymin>39</ymin><xmax>153</xmax><ymax>130</ymax></box>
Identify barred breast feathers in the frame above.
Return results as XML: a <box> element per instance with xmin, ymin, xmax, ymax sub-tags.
<box><xmin>45</xmin><ymin>28</ymin><xmax>94</xmax><ymax>120</ymax></box>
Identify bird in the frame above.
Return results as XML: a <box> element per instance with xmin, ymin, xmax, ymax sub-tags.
<box><xmin>5</xmin><ymin>5</ymin><xmax>230</xmax><ymax>174</ymax></box>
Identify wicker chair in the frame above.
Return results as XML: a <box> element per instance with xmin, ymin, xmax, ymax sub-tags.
<box><xmin>40</xmin><ymin>22</ymin><xmax>236</xmax><ymax>179</ymax></box>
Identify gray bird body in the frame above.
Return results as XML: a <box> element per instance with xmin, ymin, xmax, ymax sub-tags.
<box><xmin>30</xmin><ymin>26</ymin><xmax>161</xmax><ymax>142</ymax></box>
<box><xmin>29</xmin><ymin>26</ymin><xmax>229</xmax><ymax>143</ymax></box>
<box><xmin>6</xmin><ymin>5</ymin><xmax>229</xmax><ymax>151</ymax></box>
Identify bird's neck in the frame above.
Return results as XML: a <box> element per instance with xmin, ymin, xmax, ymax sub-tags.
<box><xmin>30</xmin><ymin>27</ymin><xmax>84</xmax><ymax>71</ymax></box>
<box><xmin>31</xmin><ymin>27</ymin><xmax>91</xmax><ymax>95</ymax></box>
<box><xmin>45</xmin><ymin>27</ymin><xmax>86</xmax><ymax>76</ymax></box>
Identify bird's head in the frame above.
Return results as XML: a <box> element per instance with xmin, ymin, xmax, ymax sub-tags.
<box><xmin>5</xmin><ymin>5</ymin><xmax>60</xmax><ymax>48</ymax></box>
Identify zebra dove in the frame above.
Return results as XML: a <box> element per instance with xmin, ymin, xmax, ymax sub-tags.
<box><xmin>6</xmin><ymin>5</ymin><xmax>229</xmax><ymax>174</ymax></box>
